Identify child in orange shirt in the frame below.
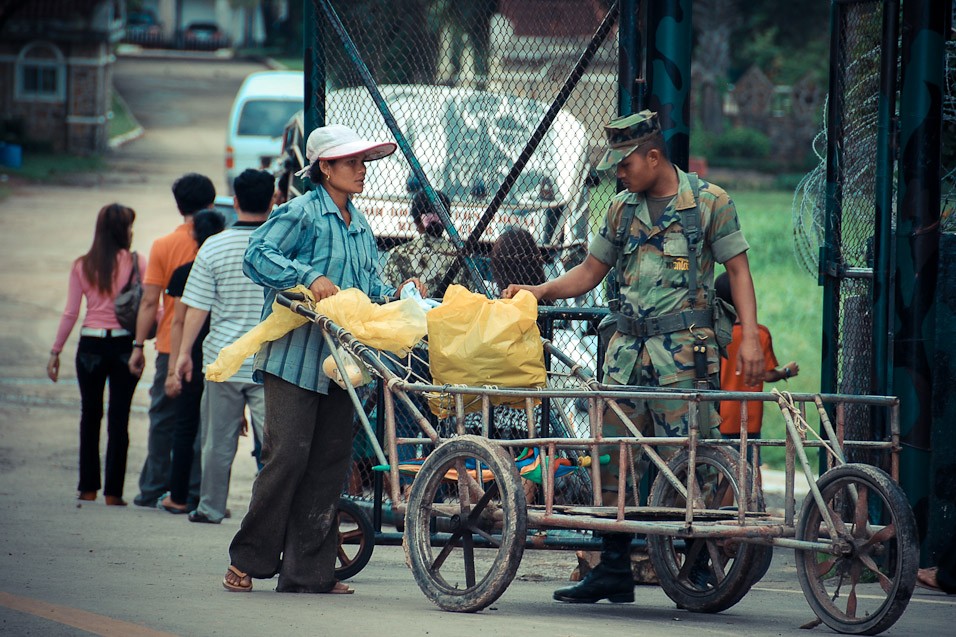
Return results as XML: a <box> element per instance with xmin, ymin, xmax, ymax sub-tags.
<box><xmin>715</xmin><ymin>273</ymin><xmax>798</xmax><ymax>467</ymax></box>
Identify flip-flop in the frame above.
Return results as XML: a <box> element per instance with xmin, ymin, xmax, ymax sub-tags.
<box><xmin>322</xmin><ymin>581</ymin><xmax>354</xmax><ymax>595</ymax></box>
<box><xmin>157</xmin><ymin>495</ymin><xmax>188</xmax><ymax>514</ymax></box>
<box><xmin>222</xmin><ymin>565</ymin><xmax>253</xmax><ymax>592</ymax></box>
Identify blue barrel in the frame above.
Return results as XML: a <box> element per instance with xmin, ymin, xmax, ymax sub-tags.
<box><xmin>0</xmin><ymin>143</ymin><xmax>22</xmax><ymax>169</ymax></box>
<box><xmin>0</xmin><ymin>143</ymin><xmax>23</xmax><ymax>168</ymax></box>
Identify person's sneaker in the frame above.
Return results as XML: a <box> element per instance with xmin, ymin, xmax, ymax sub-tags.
<box><xmin>553</xmin><ymin>565</ymin><xmax>635</xmax><ymax>603</ymax></box>
<box><xmin>188</xmin><ymin>511</ymin><xmax>221</xmax><ymax>524</ymax></box>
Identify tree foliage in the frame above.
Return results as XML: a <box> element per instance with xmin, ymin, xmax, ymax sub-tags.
<box><xmin>729</xmin><ymin>0</ymin><xmax>830</xmax><ymax>84</ymax></box>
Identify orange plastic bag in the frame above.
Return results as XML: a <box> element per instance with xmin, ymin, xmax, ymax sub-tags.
<box><xmin>426</xmin><ymin>285</ymin><xmax>546</xmax><ymax>416</ymax></box>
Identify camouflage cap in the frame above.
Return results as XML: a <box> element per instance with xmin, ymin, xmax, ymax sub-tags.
<box><xmin>596</xmin><ymin>110</ymin><xmax>661</xmax><ymax>170</ymax></box>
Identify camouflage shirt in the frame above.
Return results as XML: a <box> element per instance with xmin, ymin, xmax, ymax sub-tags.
<box><xmin>589</xmin><ymin>167</ymin><xmax>749</xmax><ymax>385</ymax></box>
<box><xmin>381</xmin><ymin>233</ymin><xmax>470</xmax><ymax>296</ymax></box>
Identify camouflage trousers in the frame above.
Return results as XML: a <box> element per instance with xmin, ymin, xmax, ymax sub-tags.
<box><xmin>599</xmin><ymin>345</ymin><xmax>720</xmax><ymax>503</ymax></box>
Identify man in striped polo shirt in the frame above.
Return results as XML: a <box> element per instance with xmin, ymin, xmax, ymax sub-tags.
<box><xmin>173</xmin><ymin>168</ymin><xmax>276</xmax><ymax>524</ymax></box>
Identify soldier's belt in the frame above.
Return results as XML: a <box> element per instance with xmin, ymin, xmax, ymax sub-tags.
<box><xmin>614</xmin><ymin>309</ymin><xmax>713</xmax><ymax>338</ymax></box>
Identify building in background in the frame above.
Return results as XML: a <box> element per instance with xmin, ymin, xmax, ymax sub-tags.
<box><xmin>0</xmin><ymin>0</ymin><xmax>125</xmax><ymax>155</ymax></box>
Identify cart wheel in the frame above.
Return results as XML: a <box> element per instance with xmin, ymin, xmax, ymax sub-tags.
<box><xmin>647</xmin><ymin>447</ymin><xmax>770</xmax><ymax>613</ymax></box>
<box><xmin>795</xmin><ymin>463</ymin><xmax>917</xmax><ymax>635</ymax></box>
<box><xmin>335</xmin><ymin>497</ymin><xmax>374</xmax><ymax>581</ymax></box>
<box><xmin>404</xmin><ymin>435</ymin><xmax>526</xmax><ymax>612</ymax></box>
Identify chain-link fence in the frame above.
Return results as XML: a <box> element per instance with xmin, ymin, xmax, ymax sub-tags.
<box><xmin>792</xmin><ymin>0</ymin><xmax>886</xmax><ymax>469</ymax></box>
<box><xmin>833</xmin><ymin>1</ymin><xmax>884</xmax><ymax>467</ymax></box>
<box><xmin>282</xmin><ymin>0</ymin><xmax>625</xmax><ymax>511</ymax></box>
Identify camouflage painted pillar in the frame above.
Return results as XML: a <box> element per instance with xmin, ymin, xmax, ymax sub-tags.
<box><xmin>930</xmin><ymin>233</ymin><xmax>956</xmax><ymax>565</ymax></box>
<box><xmin>894</xmin><ymin>0</ymin><xmax>946</xmax><ymax>547</ymax></box>
<box><xmin>926</xmin><ymin>0</ymin><xmax>956</xmax><ymax>569</ymax></box>
<box><xmin>617</xmin><ymin>0</ymin><xmax>642</xmax><ymax>116</ymax></box>
<box><xmin>645</xmin><ymin>0</ymin><xmax>691</xmax><ymax>170</ymax></box>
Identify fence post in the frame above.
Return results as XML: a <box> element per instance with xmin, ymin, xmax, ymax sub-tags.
<box><xmin>617</xmin><ymin>0</ymin><xmax>641</xmax><ymax>117</ymax></box>
<box><xmin>303</xmin><ymin>0</ymin><xmax>326</xmax><ymax>176</ymax></box>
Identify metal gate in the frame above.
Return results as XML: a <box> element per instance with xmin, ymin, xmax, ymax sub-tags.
<box><xmin>295</xmin><ymin>0</ymin><xmax>636</xmax><ymax>512</ymax></box>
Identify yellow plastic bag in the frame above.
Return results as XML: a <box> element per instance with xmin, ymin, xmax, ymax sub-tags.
<box><xmin>206</xmin><ymin>286</ymin><xmax>426</xmax><ymax>382</ymax></box>
<box><xmin>319</xmin><ymin>288</ymin><xmax>427</xmax><ymax>356</ymax></box>
<box><xmin>427</xmin><ymin>285</ymin><xmax>546</xmax><ymax>416</ymax></box>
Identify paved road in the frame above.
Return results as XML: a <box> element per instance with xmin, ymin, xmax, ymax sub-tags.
<box><xmin>0</xmin><ymin>54</ymin><xmax>953</xmax><ymax>636</ymax></box>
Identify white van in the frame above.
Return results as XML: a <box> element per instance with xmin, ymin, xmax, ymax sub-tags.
<box><xmin>225</xmin><ymin>71</ymin><xmax>303</xmax><ymax>193</ymax></box>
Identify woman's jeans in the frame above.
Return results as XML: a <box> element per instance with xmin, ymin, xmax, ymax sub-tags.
<box><xmin>75</xmin><ymin>335</ymin><xmax>139</xmax><ymax>497</ymax></box>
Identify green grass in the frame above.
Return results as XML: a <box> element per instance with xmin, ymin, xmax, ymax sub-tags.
<box><xmin>588</xmin><ymin>181</ymin><xmax>822</xmax><ymax>471</ymax></box>
<box><xmin>109</xmin><ymin>91</ymin><xmax>138</xmax><ymax>139</ymax></box>
<box><xmin>269</xmin><ymin>56</ymin><xmax>303</xmax><ymax>71</ymax></box>
<box><xmin>733</xmin><ymin>190</ymin><xmax>822</xmax><ymax>471</ymax></box>
<box><xmin>1</xmin><ymin>153</ymin><xmax>105</xmax><ymax>181</ymax></box>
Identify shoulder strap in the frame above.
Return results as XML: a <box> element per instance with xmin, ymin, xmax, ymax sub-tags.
<box><xmin>680</xmin><ymin>173</ymin><xmax>702</xmax><ymax>308</ymax></box>
<box><xmin>611</xmin><ymin>202</ymin><xmax>637</xmax><ymax>308</ymax></box>
<box><xmin>126</xmin><ymin>251</ymin><xmax>141</xmax><ymax>287</ymax></box>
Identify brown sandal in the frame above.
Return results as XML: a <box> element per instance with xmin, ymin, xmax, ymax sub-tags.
<box><xmin>222</xmin><ymin>565</ymin><xmax>253</xmax><ymax>592</ymax></box>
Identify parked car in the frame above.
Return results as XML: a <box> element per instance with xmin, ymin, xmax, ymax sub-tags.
<box><xmin>273</xmin><ymin>85</ymin><xmax>594</xmax><ymax>274</ymax></box>
<box><xmin>124</xmin><ymin>10</ymin><xmax>164</xmax><ymax>47</ymax></box>
<box><xmin>183</xmin><ymin>21</ymin><xmax>229</xmax><ymax>51</ymax></box>
<box><xmin>225</xmin><ymin>71</ymin><xmax>303</xmax><ymax>193</ymax></box>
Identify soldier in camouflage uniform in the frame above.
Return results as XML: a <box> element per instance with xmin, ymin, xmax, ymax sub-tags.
<box><xmin>381</xmin><ymin>190</ymin><xmax>471</xmax><ymax>296</ymax></box>
<box><xmin>503</xmin><ymin>110</ymin><xmax>763</xmax><ymax>604</ymax></box>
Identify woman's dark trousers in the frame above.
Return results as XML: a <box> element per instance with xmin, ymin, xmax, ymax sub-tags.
<box><xmin>75</xmin><ymin>335</ymin><xmax>138</xmax><ymax>497</ymax></box>
<box><xmin>229</xmin><ymin>373</ymin><xmax>354</xmax><ymax>592</ymax></box>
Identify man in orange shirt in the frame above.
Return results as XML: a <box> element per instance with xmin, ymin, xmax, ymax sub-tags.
<box><xmin>715</xmin><ymin>272</ymin><xmax>798</xmax><ymax>467</ymax></box>
<box><xmin>129</xmin><ymin>173</ymin><xmax>214</xmax><ymax>508</ymax></box>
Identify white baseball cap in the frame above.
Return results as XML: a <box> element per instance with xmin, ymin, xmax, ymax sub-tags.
<box><xmin>294</xmin><ymin>124</ymin><xmax>397</xmax><ymax>177</ymax></box>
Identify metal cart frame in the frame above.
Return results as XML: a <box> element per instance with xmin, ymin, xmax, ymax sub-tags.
<box><xmin>280</xmin><ymin>293</ymin><xmax>918</xmax><ymax>636</ymax></box>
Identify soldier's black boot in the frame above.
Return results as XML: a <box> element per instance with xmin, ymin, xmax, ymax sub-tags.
<box><xmin>553</xmin><ymin>533</ymin><xmax>635</xmax><ymax>603</ymax></box>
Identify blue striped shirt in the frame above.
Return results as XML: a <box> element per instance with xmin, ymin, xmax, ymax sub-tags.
<box><xmin>243</xmin><ymin>187</ymin><xmax>396</xmax><ymax>393</ymax></box>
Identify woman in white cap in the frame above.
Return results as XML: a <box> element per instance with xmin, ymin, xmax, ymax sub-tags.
<box><xmin>223</xmin><ymin>124</ymin><xmax>423</xmax><ymax>594</ymax></box>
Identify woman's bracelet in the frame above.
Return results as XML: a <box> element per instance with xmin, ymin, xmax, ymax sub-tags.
<box><xmin>50</xmin><ymin>350</ymin><xmax>59</xmax><ymax>356</ymax></box>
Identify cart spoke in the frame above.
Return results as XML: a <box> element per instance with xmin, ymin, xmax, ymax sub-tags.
<box><xmin>825</xmin><ymin>502</ymin><xmax>850</xmax><ymax>538</ymax></box>
<box><xmin>846</xmin><ymin>586</ymin><xmax>858</xmax><ymax>617</ymax></box>
<box><xmin>462</xmin><ymin>532</ymin><xmax>476</xmax><ymax>587</ymax></box>
<box><xmin>678</xmin><ymin>540</ymin><xmax>704</xmax><ymax>575</ymax></box>
<box><xmin>471</xmin><ymin>526</ymin><xmax>499</xmax><ymax>547</ymax></box>
<box><xmin>431</xmin><ymin>530</ymin><xmax>462</xmax><ymax>571</ymax></box>
<box><xmin>337</xmin><ymin>546</ymin><xmax>351</xmax><ymax>564</ymax></box>
<box><xmin>857</xmin><ymin>553</ymin><xmax>895</xmax><ymax>593</ymax></box>
<box><xmin>863</xmin><ymin>523</ymin><xmax>896</xmax><ymax>548</ymax></box>
<box><xmin>846</xmin><ymin>562</ymin><xmax>862</xmax><ymax>617</ymax></box>
<box><xmin>340</xmin><ymin>528</ymin><xmax>364</xmax><ymax>543</ymax></box>
<box><xmin>816</xmin><ymin>556</ymin><xmax>838</xmax><ymax>577</ymax></box>
<box><xmin>706</xmin><ymin>541</ymin><xmax>727</xmax><ymax>584</ymax></box>
<box><xmin>853</xmin><ymin>485</ymin><xmax>870</xmax><ymax>539</ymax></box>
<box><xmin>466</xmin><ymin>481</ymin><xmax>499</xmax><ymax>526</ymax></box>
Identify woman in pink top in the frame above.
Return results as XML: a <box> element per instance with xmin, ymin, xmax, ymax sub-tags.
<box><xmin>48</xmin><ymin>203</ymin><xmax>146</xmax><ymax>506</ymax></box>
